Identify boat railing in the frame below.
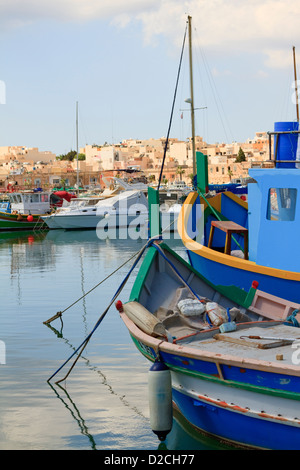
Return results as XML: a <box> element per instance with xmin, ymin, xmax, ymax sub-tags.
<box><xmin>267</xmin><ymin>130</ymin><xmax>300</xmax><ymax>164</ymax></box>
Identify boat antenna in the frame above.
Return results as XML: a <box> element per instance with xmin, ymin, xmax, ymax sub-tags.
<box><xmin>293</xmin><ymin>46</ymin><xmax>299</xmax><ymax>122</ymax></box>
<box><xmin>76</xmin><ymin>101</ymin><xmax>79</xmax><ymax>196</ymax></box>
<box><xmin>188</xmin><ymin>15</ymin><xmax>196</xmax><ymax>176</ymax></box>
<box><xmin>157</xmin><ymin>21</ymin><xmax>187</xmax><ymax>190</ymax></box>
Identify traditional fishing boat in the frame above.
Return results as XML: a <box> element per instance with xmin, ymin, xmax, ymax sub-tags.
<box><xmin>0</xmin><ymin>191</ymin><xmax>52</xmax><ymax>231</ymax></box>
<box><xmin>116</xmin><ymin>186</ymin><xmax>300</xmax><ymax>450</ymax></box>
<box><xmin>0</xmin><ymin>190</ymin><xmax>76</xmax><ymax>231</ymax></box>
<box><xmin>114</xmin><ymin>19</ymin><xmax>300</xmax><ymax>448</ymax></box>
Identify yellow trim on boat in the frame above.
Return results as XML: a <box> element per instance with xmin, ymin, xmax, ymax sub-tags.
<box><xmin>178</xmin><ymin>192</ymin><xmax>300</xmax><ymax>282</ymax></box>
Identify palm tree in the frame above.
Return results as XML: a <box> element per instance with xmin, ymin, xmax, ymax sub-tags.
<box><xmin>176</xmin><ymin>166</ymin><xmax>185</xmax><ymax>181</ymax></box>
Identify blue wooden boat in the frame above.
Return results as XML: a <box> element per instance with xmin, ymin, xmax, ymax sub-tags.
<box><xmin>116</xmin><ymin>22</ymin><xmax>300</xmax><ymax>449</ymax></box>
<box><xmin>178</xmin><ymin>125</ymin><xmax>300</xmax><ymax>304</ymax></box>
<box><xmin>117</xmin><ymin>187</ymin><xmax>300</xmax><ymax>450</ymax></box>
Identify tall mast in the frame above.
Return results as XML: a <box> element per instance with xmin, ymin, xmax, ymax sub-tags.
<box><xmin>76</xmin><ymin>101</ymin><xmax>79</xmax><ymax>196</ymax></box>
<box><xmin>188</xmin><ymin>15</ymin><xmax>196</xmax><ymax>176</ymax></box>
<box><xmin>293</xmin><ymin>46</ymin><xmax>299</xmax><ymax>122</ymax></box>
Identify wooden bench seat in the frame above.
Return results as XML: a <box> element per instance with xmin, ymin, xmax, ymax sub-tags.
<box><xmin>208</xmin><ymin>220</ymin><xmax>248</xmax><ymax>260</ymax></box>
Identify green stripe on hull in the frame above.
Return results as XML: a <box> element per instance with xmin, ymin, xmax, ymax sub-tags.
<box><xmin>130</xmin><ymin>335</ymin><xmax>300</xmax><ymax>402</ymax></box>
<box><xmin>0</xmin><ymin>215</ymin><xmax>46</xmax><ymax>230</ymax></box>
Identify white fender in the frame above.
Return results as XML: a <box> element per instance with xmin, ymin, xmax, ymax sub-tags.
<box><xmin>148</xmin><ymin>360</ymin><xmax>173</xmax><ymax>441</ymax></box>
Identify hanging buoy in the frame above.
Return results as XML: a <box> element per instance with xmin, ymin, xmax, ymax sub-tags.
<box><xmin>27</xmin><ymin>215</ymin><xmax>33</xmax><ymax>222</ymax></box>
<box><xmin>148</xmin><ymin>360</ymin><xmax>173</xmax><ymax>441</ymax></box>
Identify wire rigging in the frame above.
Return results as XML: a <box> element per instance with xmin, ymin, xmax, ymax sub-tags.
<box><xmin>157</xmin><ymin>22</ymin><xmax>188</xmax><ymax>189</ymax></box>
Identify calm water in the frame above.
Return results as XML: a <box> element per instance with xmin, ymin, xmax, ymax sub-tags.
<box><xmin>0</xmin><ymin>229</ymin><xmax>231</xmax><ymax>451</ymax></box>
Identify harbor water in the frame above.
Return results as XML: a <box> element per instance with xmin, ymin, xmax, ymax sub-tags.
<box><xmin>0</xmin><ymin>229</ymin><xmax>231</xmax><ymax>451</ymax></box>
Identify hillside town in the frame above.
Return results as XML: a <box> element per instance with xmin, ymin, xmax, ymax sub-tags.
<box><xmin>0</xmin><ymin>131</ymin><xmax>271</xmax><ymax>191</ymax></box>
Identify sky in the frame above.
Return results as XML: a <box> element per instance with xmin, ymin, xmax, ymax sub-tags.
<box><xmin>1</xmin><ymin>0</ymin><xmax>300</xmax><ymax>156</ymax></box>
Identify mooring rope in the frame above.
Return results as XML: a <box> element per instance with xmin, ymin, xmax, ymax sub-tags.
<box><xmin>43</xmin><ymin>249</ymin><xmax>145</xmax><ymax>325</ymax></box>
<box><xmin>47</xmin><ymin>233</ymin><xmax>164</xmax><ymax>384</ymax></box>
<box><xmin>152</xmin><ymin>243</ymin><xmax>213</xmax><ymax>327</ymax></box>
<box><xmin>44</xmin><ymin>213</ymin><xmax>179</xmax><ymax>327</ymax></box>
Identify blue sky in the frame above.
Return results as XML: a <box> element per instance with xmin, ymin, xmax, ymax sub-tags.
<box><xmin>0</xmin><ymin>0</ymin><xmax>300</xmax><ymax>155</ymax></box>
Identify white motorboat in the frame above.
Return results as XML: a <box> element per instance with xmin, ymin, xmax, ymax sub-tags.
<box><xmin>42</xmin><ymin>190</ymin><xmax>148</xmax><ymax>229</ymax></box>
<box><xmin>42</xmin><ymin>189</ymin><xmax>181</xmax><ymax>236</ymax></box>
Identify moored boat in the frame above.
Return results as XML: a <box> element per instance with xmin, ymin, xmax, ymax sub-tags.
<box><xmin>0</xmin><ymin>190</ymin><xmax>75</xmax><ymax>231</ymax></box>
<box><xmin>117</xmin><ymin>187</ymin><xmax>300</xmax><ymax>449</ymax></box>
<box><xmin>42</xmin><ymin>189</ymin><xmax>181</xmax><ymax>235</ymax></box>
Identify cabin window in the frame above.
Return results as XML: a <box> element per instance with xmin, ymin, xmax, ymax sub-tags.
<box><xmin>12</xmin><ymin>194</ymin><xmax>22</xmax><ymax>203</ymax></box>
<box><xmin>30</xmin><ymin>194</ymin><xmax>40</xmax><ymax>203</ymax></box>
<box><xmin>267</xmin><ymin>188</ymin><xmax>297</xmax><ymax>221</ymax></box>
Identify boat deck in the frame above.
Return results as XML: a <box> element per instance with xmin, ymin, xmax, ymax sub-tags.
<box><xmin>178</xmin><ymin>323</ymin><xmax>300</xmax><ymax>367</ymax></box>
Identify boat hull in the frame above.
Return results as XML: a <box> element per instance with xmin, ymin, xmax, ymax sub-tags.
<box><xmin>0</xmin><ymin>212</ymin><xmax>46</xmax><ymax>231</ymax></box>
<box><xmin>42</xmin><ymin>211</ymin><xmax>179</xmax><ymax>233</ymax></box>
<box><xmin>120</xmin><ymin>232</ymin><xmax>300</xmax><ymax>450</ymax></box>
<box><xmin>188</xmin><ymin>248</ymin><xmax>300</xmax><ymax>304</ymax></box>
<box><xmin>124</xmin><ymin>318</ymin><xmax>300</xmax><ymax>450</ymax></box>
<box><xmin>42</xmin><ymin>213</ymin><xmax>148</xmax><ymax>230</ymax></box>
<box><xmin>172</xmin><ymin>384</ymin><xmax>300</xmax><ymax>450</ymax></box>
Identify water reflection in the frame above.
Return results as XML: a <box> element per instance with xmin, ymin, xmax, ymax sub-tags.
<box><xmin>0</xmin><ymin>228</ymin><xmax>226</xmax><ymax>450</ymax></box>
<box><xmin>49</xmin><ymin>382</ymin><xmax>97</xmax><ymax>450</ymax></box>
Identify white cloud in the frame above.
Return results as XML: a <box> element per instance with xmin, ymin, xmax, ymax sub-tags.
<box><xmin>1</xmin><ymin>0</ymin><xmax>300</xmax><ymax>69</ymax></box>
<box><xmin>0</xmin><ymin>0</ymin><xmax>160</xmax><ymax>28</ymax></box>
<box><xmin>135</xmin><ymin>0</ymin><xmax>300</xmax><ymax>68</ymax></box>
<box><xmin>263</xmin><ymin>49</ymin><xmax>292</xmax><ymax>69</ymax></box>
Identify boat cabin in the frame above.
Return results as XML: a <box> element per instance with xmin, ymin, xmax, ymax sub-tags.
<box><xmin>0</xmin><ymin>201</ymin><xmax>11</xmax><ymax>213</ymax></box>
<box><xmin>8</xmin><ymin>192</ymin><xmax>51</xmax><ymax>215</ymax></box>
<box><xmin>248</xmin><ymin>168</ymin><xmax>300</xmax><ymax>271</ymax></box>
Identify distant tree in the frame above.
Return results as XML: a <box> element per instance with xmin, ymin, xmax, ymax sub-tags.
<box><xmin>176</xmin><ymin>166</ymin><xmax>185</xmax><ymax>180</ymax></box>
<box><xmin>60</xmin><ymin>178</ymin><xmax>66</xmax><ymax>189</ymax></box>
<box><xmin>235</xmin><ymin>147</ymin><xmax>246</xmax><ymax>163</ymax></box>
<box><xmin>57</xmin><ymin>150</ymin><xmax>85</xmax><ymax>161</ymax></box>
